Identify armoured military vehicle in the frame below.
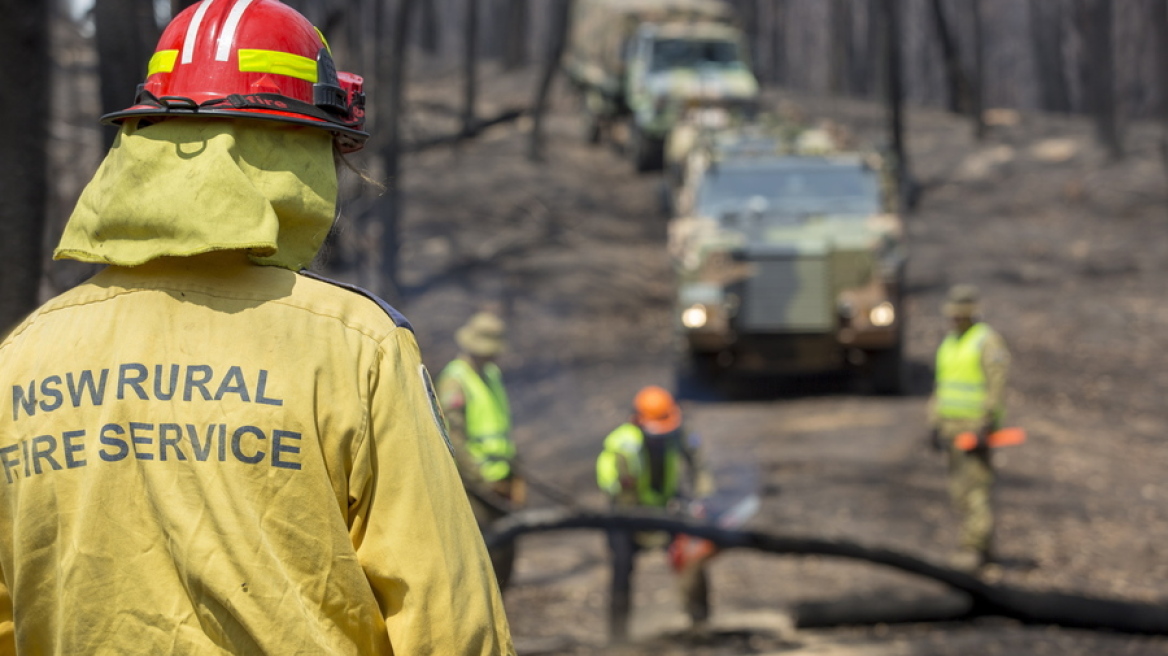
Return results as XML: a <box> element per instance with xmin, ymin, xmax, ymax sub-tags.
<box><xmin>667</xmin><ymin>124</ymin><xmax>908</xmax><ymax>392</ymax></box>
<box><xmin>563</xmin><ymin>0</ymin><xmax>759</xmax><ymax>171</ymax></box>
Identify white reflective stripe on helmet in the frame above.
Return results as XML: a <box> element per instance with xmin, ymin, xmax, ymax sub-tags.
<box><xmin>217</xmin><ymin>0</ymin><xmax>259</xmax><ymax>62</ymax></box>
<box><xmin>181</xmin><ymin>0</ymin><xmax>216</xmax><ymax>64</ymax></box>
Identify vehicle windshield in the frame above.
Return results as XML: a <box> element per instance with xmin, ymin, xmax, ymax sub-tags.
<box><xmin>650</xmin><ymin>38</ymin><xmax>741</xmax><ymax>71</ymax></box>
<box><xmin>695</xmin><ymin>162</ymin><xmax>882</xmax><ymax>218</ymax></box>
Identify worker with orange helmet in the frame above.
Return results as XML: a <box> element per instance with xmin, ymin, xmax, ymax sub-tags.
<box><xmin>596</xmin><ymin>385</ymin><xmax>715</xmax><ymax>641</ymax></box>
<box><xmin>0</xmin><ymin>1</ymin><xmax>512</xmax><ymax>653</ymax></box>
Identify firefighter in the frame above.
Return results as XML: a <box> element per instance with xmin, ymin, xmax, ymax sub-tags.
<box><xmin>0</xmin><ymin>2</ymin><xmax>513</xmax><ymax>653</ymax></box>
<box><xmin>928</xmin><ymin>284</ymin><xmax>1011</xmax><ymax>571</ymax></box>
<box><xmin>437</xmin><ymin>311</ymin><xmax>525</xmax><ymax>590</ymax></box>
<box><xmin>596</xmin><ymin>386</ymin><xmax>715</xmax><ymax>641</ymax></box>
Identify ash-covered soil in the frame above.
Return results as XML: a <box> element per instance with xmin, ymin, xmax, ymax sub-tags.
<box><xmin>361</xmin><ymin>64</ymin><xmax>1168</xmax><ymax>655</ymax></box>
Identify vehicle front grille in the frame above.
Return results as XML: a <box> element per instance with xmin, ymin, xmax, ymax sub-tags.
<box><xmin>739</xmin><ymin>254</ymin><xmax>834</xmax><ymax>332</ymax></box>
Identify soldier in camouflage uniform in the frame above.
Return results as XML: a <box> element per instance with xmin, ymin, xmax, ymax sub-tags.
<box><xmin>927</xmin><ymin>285</ymin><xmax>1011</xmax><ymax>571</ymax></box>
<box><xmin>437</xmin><ymin>312</ymin><xmax>525</xmax><ymax>590</ymax></box>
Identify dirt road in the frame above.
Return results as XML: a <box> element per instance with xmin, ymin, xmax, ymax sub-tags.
<box><xmin>382</xmin><ymin>67</ymin><xmax>1168</xmax><ymax>655</ymax></box>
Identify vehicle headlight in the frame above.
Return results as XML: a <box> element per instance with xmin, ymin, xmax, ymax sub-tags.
<box><xmin>681</xmin><ymin>304</ymin><xmax>709</xmax><ymax>329</ymax></box>
<box><xmin>869</xmin><ymin>302</ymin><xmax>896</xmax><ymax>327</ymax></box>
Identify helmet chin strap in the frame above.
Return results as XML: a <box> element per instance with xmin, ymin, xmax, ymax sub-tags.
<box><xmin>128</xmin><ymin>88</ymin><xmax>363</xmax><ymax>129</ymax></box>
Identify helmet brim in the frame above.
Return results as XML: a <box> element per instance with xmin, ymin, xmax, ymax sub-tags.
<box><xmin>102</xmin><ymin>106</ymin><xmax>369</xmax><ymax>153</ymax></box>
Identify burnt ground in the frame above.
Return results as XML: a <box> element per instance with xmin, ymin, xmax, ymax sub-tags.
<box><xmin>373</xmin><ymin>63</ymin><xmax>1168</xmax><ymax>655</ymax></box>
<box><xmin>36</xmin><ymin>19</ymin><xmax>1167</xmax><ymax>654</ymax></box>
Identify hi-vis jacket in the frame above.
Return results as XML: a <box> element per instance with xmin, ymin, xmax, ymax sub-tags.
<box><xmin>596</xmin><ymin>423</ymin><xmax>712</xmax><ymax>508</ymax></box>
<box><xmin>929</xmin><ymin>322</ymin><xmax>1010</xmax><ymax>437</ymax></box>
<box><xmin>437</xmin><ymin>359</ymin><xmax>515</xmax><ymax>483</ymax></box>
<box><xmin>0</xmin><ymin>254</ymin><xmax>514</xmax><ymax>655</ymax></box>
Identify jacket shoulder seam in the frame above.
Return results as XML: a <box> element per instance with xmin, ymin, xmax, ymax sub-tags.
<box><xmin>297</xmin><ymin>270</ymin><xmax>413</xmax><ymax>332</ymax></box>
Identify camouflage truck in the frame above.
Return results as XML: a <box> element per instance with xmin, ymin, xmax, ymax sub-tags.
<box><xmin>667</xmin><ymin>124</ymin><xmax>908</xmax><ymax>392</ymax></box>
<box><xmin>563</xmin><ymin>0</ymin><xmax>759</xmax><ymax>171</ymax></box>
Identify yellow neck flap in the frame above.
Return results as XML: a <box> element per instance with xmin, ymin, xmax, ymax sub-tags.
<box><xmin>56</xmin><ymin>118</ymin><xmax>338</xmax><ymax>271</ymax></box>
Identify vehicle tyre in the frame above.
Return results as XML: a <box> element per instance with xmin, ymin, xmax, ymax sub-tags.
<box><xmin>583</xmin><ymin>113</ymin><xmax>602</xmax><ymax>145</ymax></box>
<box><xmin>675</xmin><ymin>350</ymin><xmax>723</xmax><ymax>401</ymax></box>
<box><xmin>658</xmin><ymin>179</ymin><xmax>674</xmax><ymax>216</ymax></box>
<box><xmin>630</xmin><ymin>125</ymin><xmax>665</xmax><ymax>172</ymax></box>
<box><xmin>867</xmin><ymin>343</ymin><xmax>906</xmax><ymax>395</ymax></box>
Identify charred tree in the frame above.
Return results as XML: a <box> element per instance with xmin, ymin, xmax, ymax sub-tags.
<box><xmin>1028</xmin><ymin>0</ymin><xmax>1072</xmax><ymax>113</ymax></box>
<box><xmin>771</xmin><ymin>0</ymin><xmax>787</xmax><ymax>86</ymax></box>
<box><xmin>419</xmin><ymin>0</ymin><xmax>440</xmax><ymax>55</ymax></box>
<box><xmin>529</xmin><ymin>0</ymin><xmax>573</xmax><ymax>161</ymax></box>
<box><xmin>463</xmin><ymin>0</ymin><xmax>480</xmax><ymax>134</ymax></box>
<box><xmin>1152</xmin><ymin>0</ymin><xmax>1168</xmax><ymax>168</ymax></box>
<box><xmin>851</xmin><ymin>0</ymin><xmax>875</xmax><ymax>96</ymax></box>
<box><xmin>1076</xmin><ymin>0</ymin><xmax>1123</xmax><ymax>159</ymax></box>
<box><xmin>829</xmin><ymin>0</ymin><xmax>855</xmax><ymax>96</ymax></box>
<box><xmin>866</xmin><ymin>0</ymin><xmax>883</xmax><ymax>97</ymax></box>
<box><xmin>929</xmin><ymin>0</ymin><xmax>970</xmax><ymax>114</ymax></box>
<box><xmin>965</xmin><ymin>0</ymin><xmax>986</xmax><ymax>139</ymax></box>
<box><xmin>94</xmin><ymin>0</ymin><xmax>159</xmax><ymax>149</ymax></box>
<box><xmin>0</xmin><ymin>0</ymin><xmax>50</xmax><ymax>332</ymax></box>
<box><xmin>880</xmin><ymin>0</ymin><xmax>914</xmax><ymax>211</ymax></box>
<box><xmin>375</xmin><ymin>0</ymin><xmax>418</xmax><ymax>301</ymax></box>
<box><xmin>502</xmin><ymin>0</ymin><xmax>529</xmax><ymax>70</ymax></box>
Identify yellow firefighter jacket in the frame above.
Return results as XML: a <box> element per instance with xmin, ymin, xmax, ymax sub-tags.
<box><xmin>0</xmin><ymin>119</ymin><xmax>514</xmax><ymax>655</ymax></box>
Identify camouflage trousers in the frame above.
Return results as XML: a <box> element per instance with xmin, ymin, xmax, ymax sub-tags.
<box><xmin>606</xmin><ymin>529</ymin><xmax>710</xmax><ymax>641</ymax></box>
<box><xmin>947</xmin><ymin>444</ymin><xmax>995</xmax><ymax>555</ymax></box>
<box><xmin>468</xmin><ymin>478</ymin><xmax>522</xmax><ymax>591</ymax></box>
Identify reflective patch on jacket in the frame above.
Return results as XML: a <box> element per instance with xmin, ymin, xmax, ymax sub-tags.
<box><xmin>420</xmin><ymin>364</ymin><xmax>454</xmax><ymax>457</ymax></box>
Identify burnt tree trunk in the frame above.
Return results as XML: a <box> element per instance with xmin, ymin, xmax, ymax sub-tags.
<box><xmin>929</xmin><ymin>0</ymin><xmax>970</xmax><ymax>113</ymax></box>
<box><xmin>463</xmin><ymin>0</ymin><xmax>480</xmax><ymax>134</ymax></box>
<box><xmin>0</xmin><ymin>0</ymin><xmax>50</xmax><ymax>332</ymax></box>
<box><xmin>501</xmin><ymin>0</ymin><xmax>528</xmax><ymax>70</ymax></box>
<box><xmin>94</xmin><ymin>0</ymin><xmax>159</xmax><ymax>149</ymax></box>
<box><xmin>529</xmin><ymin>0</ymin><xmax>573</xmax><ymax>161</ymax></box>
<box><xmin>1076</xmin><ymin>0</ymin><xmax>1123</xmax><ymax>159</ymax></box>
<box><xmin>829</xmin><ymin>0</ymin><xmax>854</xmax><ymax>96</ymax></box>
<box><xmin>866</xmin><ymin>0</ymin><xmax>883</xmax><ymax>97</ymax></box>
<box><xmin>1029</xmin><ymin>0</ymin><xmax>1072</xmax><ymax>113</ymax></box>
<box><xmin>375</xmin><ymin>0</ymin><xmax>418</xmax><ymax>301</ymax></box>
<box><xmin>880</xmin><ymin>0</ymin><xmax>914</xmax><ymax>211</ymax></box>
<box><xmin>419</xmin><ymin>0</ymin><xmax>440</xmax><ymax>55</ymax></box>
<box><xmin>852</xmin><ymin>0</ymin><xmax>874</xmax><ymax>95</ymax></box>
<box><xmin>1151</xmin><ymin>0</ymin><xmax>1168</xmax><ymax>169</ymax></box>
<box><xmin>965</xmin><ymin>0</ymin><xmax>986</xmax><ymax>139</ymax></box>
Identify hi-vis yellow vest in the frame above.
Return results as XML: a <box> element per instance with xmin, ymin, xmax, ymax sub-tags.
<box><xmin>441</xmin><ymin>359</ymin><xmax>514</xmax><ymax>482</ymax></box>
<box><xmin>596</xmin><ymin>423</ymin><xmax>680</xmax><ymax>507</ymax></box>
<box><xmin>935</xmin><ymin>323</ymin><xmax>990</xmax><ymax>420</ymax></box>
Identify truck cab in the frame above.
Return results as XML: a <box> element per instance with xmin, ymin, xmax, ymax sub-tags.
<box><xmin>623</xmin><ymin>22</ymin><xmax>759</xmax><ymax>171</ymax></box>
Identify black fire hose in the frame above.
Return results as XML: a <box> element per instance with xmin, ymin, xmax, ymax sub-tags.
<box><xmin>484</xmin><ymin>508</ymin><xmax>1168</xmax><ymax>636</ymax></box>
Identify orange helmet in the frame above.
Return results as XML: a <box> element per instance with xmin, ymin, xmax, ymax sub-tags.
<box><xmin>102</xmin><ymin>0</ymin><xmax>367</xmax><ymax>152</ymax></box>
<box><xmin>634</xmin><ymin>386</ymin><xmax>681</xmax><ymax>434</ymax></box>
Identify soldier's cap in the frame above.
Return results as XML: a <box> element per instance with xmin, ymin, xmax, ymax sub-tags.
<box><xmin>943</xmin><ymin>284</ymin><xmax>981</xmax><ymax>318</ymax></box>
<box><xmin>456</xmin><ymin>311</ymin><xmax>506</xmax><ymax>358</ymax></box>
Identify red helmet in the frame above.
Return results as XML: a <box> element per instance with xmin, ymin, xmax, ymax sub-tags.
<box><xmin>102</xmin><ymin>0</ymin><xmax>368</xmax><ymax>153</ymax></box>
